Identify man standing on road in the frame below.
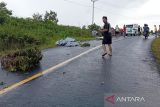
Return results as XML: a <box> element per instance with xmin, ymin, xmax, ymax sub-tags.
<box><xmin>143</xmin><ymin>24</ymin><xmax>149</xmax><ymax>39</ymax></box>
<box><xmin>154</xmin><ymin>25</ymin><xmax>158</xmax><ymax>37</ymax></box>
<box><xmin>99</xmin><ymin>16</ymin><xmax>112</xmax><ymax>57</ymax></box>
<box><xmin>123</xmin><ymin>25</ymin><xmax>126</xmax><ymax>37</ymax></box>
<box><xmin>138</xmin><ymin>26</ymin><xmax>141</xmax><ymax>36</ymax></box>
<box><xmin>115</xmin><ymin>25</ymin><xmax>120</xmax><ymax>37</ymax></box>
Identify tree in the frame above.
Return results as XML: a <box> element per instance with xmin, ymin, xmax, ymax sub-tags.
<box><xmin>32</xmin><ymin>13</ymin><xmax>43</xmax><ymax>21</ymax></box>
<box><xmin>44</xmin><ymin>10</ymin><xmax>58</xmax><ymax>24</ymax></box>
<box><xmin>82</xmin><ymin>25</ymin><xmax>86</xmax><ymax>30</ymax></box>
<box><xmin>0</xmin><ymin>2</ymin><xmax>12</xmax><ymax>24</ymax></box>
<box><xmin>0</xmin><ymin>2</ymin><xmax>12</xmax><ymax>16</ymax></box>
<box><xmin>88</xmin><ymin>23</ymin><xmax>101</xmax><ymax>31</ymax></box>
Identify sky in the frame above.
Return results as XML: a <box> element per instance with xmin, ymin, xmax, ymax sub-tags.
<box><xmin>1</xmin><ymin>0</ymin><xmax>160</xmax><ymax>29</ymax></box>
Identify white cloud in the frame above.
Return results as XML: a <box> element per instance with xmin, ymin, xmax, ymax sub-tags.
<box><xmin>118</xmin><ymin>0</ymin><xmax>160</xmax><ymax>29</ymax></box>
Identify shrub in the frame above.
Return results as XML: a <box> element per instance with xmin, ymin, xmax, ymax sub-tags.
<box><xmin>1</xmin><ymin>47</ymin><xmax>43</xmax><ymax>72</ymax></box>
<box><xmin>0</xmin><ymin>15</ymin><xmax>6</xmax><ymax>24</ymax></box>
<box><xmin>0</xmin><ymin>31</ymin><xmax>41</xmax><ymax>51</ymax></box>
<box><xmin>88</xmin><ymin>23</ymin><xmax>101</xmax><ymax>31</ymax></box>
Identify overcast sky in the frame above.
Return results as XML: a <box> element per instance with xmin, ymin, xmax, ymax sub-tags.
<box><xmin>1</xmin><ymin>0</ymin><xmax>160</xmax><ymax>29</ymax></box>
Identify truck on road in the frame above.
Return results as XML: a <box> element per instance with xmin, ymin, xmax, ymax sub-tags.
<box><xmin>126</xmin><ymin>24</ymin><xmax>139</xmax><ymax>36</ymax></box>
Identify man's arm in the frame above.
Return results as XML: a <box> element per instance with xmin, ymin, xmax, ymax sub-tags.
<box><xmin>99</xmin><ymin>29</ymin><xmax>108</xmax><ymax>32</ymax></box>
<box><xmin>99</xmin><ymin>23</ymin><xmax>109</xmax><ymax>33</ymax></box>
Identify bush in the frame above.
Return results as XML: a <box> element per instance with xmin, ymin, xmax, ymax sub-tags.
<box><xmin>1</xmin><ymin>47</ymin><xmax>43</xmax><ymax>72</ymax></box>
<box><xmin>0</xmin><ymin>31</ymin><xmax>41</xmax><ymax>51</ymax></box>
<box><xmin>88</xmin><ymin>23</ymin><xmax>101</xmax><ymax>31</ymax></box>
<box><xmin>0</xmin><ymin>15</ymin><xmax>6</xmax><ymax>24</ymax></box>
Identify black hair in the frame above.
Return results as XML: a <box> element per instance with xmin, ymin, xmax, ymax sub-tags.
<box><xmin>144</xmin><ymin>24</ymin><xmax>148</xmax><ymax>26</ymax></box>
<box><xmin>102</xmin><ymin>16</ymin><xmax>107</xmax><ymax>20</ymax></box>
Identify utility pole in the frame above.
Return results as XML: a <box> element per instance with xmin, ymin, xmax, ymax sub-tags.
<box><xmin>91</xmin><ymin>0</ymin><xmax>98</xmax><ymax>25</ymax></box>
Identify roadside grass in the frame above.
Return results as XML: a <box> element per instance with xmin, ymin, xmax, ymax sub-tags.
<box><xmin>0</xmin><ymin>17</ymin><xmax>95</xmax><ymax>57</ymax></box>
<box><xmin>0</xmin><ymin>35</ymin><xmax>95</xmax><ymax>57</ymax></box>
<box><xmin>152</xmin><ymin>37</ymin><xmax>160</xmax><ymax>64</ymax></box>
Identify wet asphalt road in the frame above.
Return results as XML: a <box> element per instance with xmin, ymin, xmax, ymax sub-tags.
<box><xmin>0</xmin><ymin>39</ymin><xmax>103</xmax><ymax>89</ymax></box>
<box><xmin>0</xmin><ymin>36</ymin><xmax>160</xmax><ymax>107</ymax></box>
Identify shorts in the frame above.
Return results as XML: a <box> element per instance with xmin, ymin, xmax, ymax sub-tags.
<box><xmin>102</xmin><ymin>33</ymin><xmax>112</xmax><ymax>44</ymax></box>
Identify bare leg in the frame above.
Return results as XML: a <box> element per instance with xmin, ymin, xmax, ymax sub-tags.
<box><xmin>108</xmin><ymin>44</ymin><xmax>112</xmax><ymax>55</ymax></box>
<box><xmin>102</xmin><ymin>44</ymin><xmax>107</xmax><ymax>54</ymax></box>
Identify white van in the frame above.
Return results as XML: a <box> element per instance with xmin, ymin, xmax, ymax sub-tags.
<box><xmin>126</xmin><ymin>24</ymin><xmax>139</xmax><ymax>36</ymax></box>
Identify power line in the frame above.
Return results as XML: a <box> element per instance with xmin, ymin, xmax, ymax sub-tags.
<box><xmin>98</xmin><ymin>0</ymin><xmax>126</xmax><ymax>9</ymax></box>
<box><xmin>63</xmin><ymin>0</ymin><xmax>91</xmax><ymax>8</ymax></box>
<box><xmin>95</xmin><ymin>6</ymin><xmax>135</xmax><ymax>19</ymax></box>
<box><xmin>62</xmin><ymin>0</ymin><xmax>135</xmax><ymax>20</ymax></box>
<box><xmin>94</xmin><ymin>0</ymin><xmax>137</xmax><ymax>19</ymax></box>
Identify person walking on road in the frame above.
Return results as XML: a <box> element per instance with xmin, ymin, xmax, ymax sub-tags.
<box><xmin>138</xmin><ymin>26</ymin><xmax>141</xmax><ymax>36</ymax></box>
<box><xmin>143</xmin><ymin>24</ymin><xmax>149</xmax><ymax>39</ymax></box>
<box><xmin>99</xmin><ymin>16</ymin><xmax>112</xmax><ymax>57</ymax></box>
<box><xmin>123</xmin><ymin>25</ymin><xmax>126</xmax><ymax>37</ymax></box>
<box><xmin>154</xmin><ymin>25</ymin><xmax>158</xmax><ymax>37</ymax></box>
<box><xmin>115</xmin><ymin>25</ymin><xmax>120</xmax><ymax>37</ymax></box>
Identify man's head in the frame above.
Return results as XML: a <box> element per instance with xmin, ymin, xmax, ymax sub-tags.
<box><xmin>102</xmin><ymin>16</ymin><xmax>107</xmax><ymax>23</ymax></box>
<box><xmin>144</xmin><ymin>24</ymin><xmax>147</xmax><ymax>27</ymax></box>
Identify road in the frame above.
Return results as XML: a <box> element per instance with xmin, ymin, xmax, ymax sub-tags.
<box><xmin>0</xmin><ymin>36</ymin><xmax>160</xmax><ymax>107</ymax></box>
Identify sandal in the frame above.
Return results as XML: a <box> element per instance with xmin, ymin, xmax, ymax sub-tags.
<box><xmin>108</xmin><ymin>54</ymin><xmax>112</xmax><ymax>56</ymax></box>
<box><xmin>102</xmin><ymin>53</ymin><xmax>107</xmax><ymax>57</ymax></box>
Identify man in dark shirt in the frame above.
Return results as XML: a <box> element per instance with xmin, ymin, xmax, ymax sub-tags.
<box><xmin>138</xmin><ymin>26</ymin><xmax>141</xmax><ymax>36</ymax></box>
<box><xmin>99</xmin><ymin>16</ymin><xmax>112</xmax><ymax>57</ymax></box>
<box><xmin>143</xmin><ymin>24</ymin><xmax>149</xmax><ymax>39</ymax></box>
<box><xmin>123</xmin><ymin>25</ymin><xmax>126</xmax><ymax>37</ymax></box>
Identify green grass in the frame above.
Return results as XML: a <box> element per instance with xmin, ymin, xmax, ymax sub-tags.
<box><xmin>151</xmin><ymin>37</ymin><xmax>160</xmax><ymax>63</ymax></box>
<box><xmin>0</xmin><ymin>36</ymin><xmax>95</xmax><ymax>57</ymax></box>
<box><xmin>0</xmin><ymin>17</ymin><xmax>94</xmax><ymax>56</ymax></box>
